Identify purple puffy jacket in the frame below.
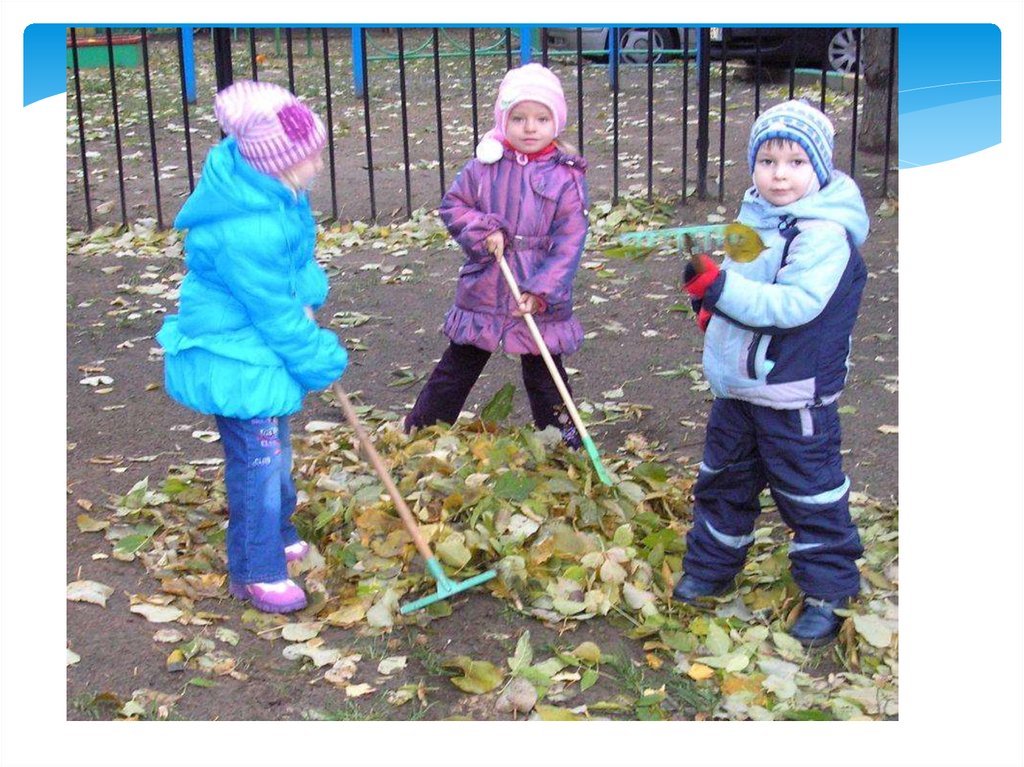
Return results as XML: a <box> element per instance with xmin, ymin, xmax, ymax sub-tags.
<box><xmin>439</xmin><ymin>148</ymin><xmax>589</xmax><ymax>356</ymax></box>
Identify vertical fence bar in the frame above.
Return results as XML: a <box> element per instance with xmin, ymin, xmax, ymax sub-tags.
<box><xmin>176</xmin><ymin>28</ymin><xmax>196</xmax><ymax>192</ymax></box>
<box><xmin>754</xmin><ymin>32</ymin><xmax>762</xmax><ymax>117</ymax></box>
<box><xmin>788</xmin><ymin>38</ymin><xmax>796</xmax><ymax>100</ymax></box>
<box><xmin>321</xmin><ymin>28</ymin><xmax>338</xmax><ymax>220</ymax></box>
<box><xmin>352</xmin><ymin>26</ymin><xmax>365</xmax><ymax>97</ymax></box>
<box><xmin>850</xmin><ymin>29</ymin><xmax>862</xmax><ymax>178</ymax></box>
<box><xmin>359</xmin><ymin>27</ymin><xmax>376</xmax><ymax>220</ymax></box>
<box><xmin>611</xmin><ymin>28</ymin><xmax>620</xmax><ymax>204</ymax></box>
<box><xmin>181</xmin><ymin>26</ymin><xmax>196</xmax><ymax>103</ymax></box>
<box><xmin>607</xmin><ymin>26</ymin><xmax>618</xmax><ymax>90</ymax></box>
<box><xmin>249</xmin><ymin>28</ymin><xmax>259</xmax><ymax>80</ymax></box>
<box><xmin>213</xmin><ymin>27</ymin><xmax>234</xmax><ymax>92</ymax></box>
<box><xmin>140</xmin><ymin>29</ymin><xmax>164</xmax><ymax>229</ymax></box>
<box><xmin>681</xmin><ymin>27</ymin><xmax>689</xmax><ymax>206</ymax></box>
<box><xmin>541</xmin><ymin>27</ymin><xmax>549</xmax><ymax>66</ymax></box>
<box><xmin>696</xmin><ymin>27</ymin><xmax>710</xmax><ymax>200</ymax></box>
<box><xmin>397</xmin><ymin>28</ymin><xmax>413</xmax><ymax>217</ymax></box>
<box><xmin>286</xmin><ymin>28</ymin><xmax>295</xmax><ymax>92</ymax></box>
<box><xmin>505</xmin><ymin>27</ymin><xmax>512</xmax><ymax>69</ymax></box>
<box><xmin>718</xmin><ymin>35</ymin><xmax>727</xmax><ymax>202</ymax></box>
<box><xmin>519</xmin><ymin>25</ymin><xmax>531</xmax><ymax>64</ymax></box>
<box><xmin>469</xmin><ymin>28</ymin><xmax>479</xmax><ymax>149</ymax></box>
<box><xmin>104</xmin><ymin>28</ymin><xmax>128</xmax><ymax>227</ymax></box>
<box><xmin>576</xmin><ymin>28</ymin><xmax>584</xmax><ymax>155</ymax></box>
<box><xmin>646</xmin><ymin>28</ymin><xmax>654</xmax><ymax>202</ymax></box>
<box><xmin>433</xmin><ymin>28</ymin><xmax>447</xmax><ymax>197</ymax></box>
<box><xmin>819</xmin><ymin>41</ymin><xmax>828</xmax><ymax>112</ymax></box>
<box><xmin>69</xmin><ymin>28</ymin><xmax>94</xmax><ymax>230</ymax></box>
<box><xmin>882</xmin><ymin>28</ymin><xmax>896</xmax><ymax>197</ymax></box>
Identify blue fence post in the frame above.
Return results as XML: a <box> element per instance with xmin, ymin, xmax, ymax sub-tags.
<box><xmin>519</xmin><ymin>25</ymin><xmax>531</xmax><ymax>64</ymax></box>
<box><xmin>352</xmin><ymin>26</ymin><xmax>364</xmax><ymax>97</ymax></box>
<box><xmin>182</xmin><ymin>26</ymin><xmax>196</xmax><ymax>103</ymax></box>
<box><xmin>608</xmin><ymin>27</ymin><xmax>618</xmax><ymax>89</ymax></box>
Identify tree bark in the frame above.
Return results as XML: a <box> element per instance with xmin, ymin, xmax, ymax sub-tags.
<box><xmin>859</xmin><ymin>28</ymin><xmax>898</xmax><ymax>153</ymax></box>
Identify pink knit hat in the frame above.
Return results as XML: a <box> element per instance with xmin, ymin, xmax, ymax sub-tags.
<box><xmin>476</xmin><ymin>63</ymin><xmax>567</xmax><ymax>163</ymax></box>
<box><xmin>214</xmin><ymin>80</ymin><xmax>327</xmax><ymax>177</ymax></box>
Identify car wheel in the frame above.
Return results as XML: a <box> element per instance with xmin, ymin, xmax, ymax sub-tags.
<box><xmin>827</xmin><ymin>28</ymin><xmax>862</xmax><ymax>74</ymax></box>
<box><xmin>618</xmin><ymin>28</ymin><xmax>677</xmax><ymax>64</ymax></box>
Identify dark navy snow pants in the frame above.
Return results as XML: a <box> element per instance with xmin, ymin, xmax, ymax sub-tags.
<box><xmin>683</xmin><ymin>398</ymin><xmax>863</xmax><ymax>601</ymax></box>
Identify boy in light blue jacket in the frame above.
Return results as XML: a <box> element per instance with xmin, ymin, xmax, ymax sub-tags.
<box><xmin>675</xmin><ymin>100</ymin><xmax>869</xmax><ymax>646</ymax></box>
<box><xmin>157</xmin><ymin>81</ymin><xmax>347</xmax><ymax>613</ymax></box>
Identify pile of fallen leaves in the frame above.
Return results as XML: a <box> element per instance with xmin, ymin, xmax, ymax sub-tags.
<box><xmin>74</xmin><ymin>386</ymin><xmax>898</xmax><ymax>720</ymax></box>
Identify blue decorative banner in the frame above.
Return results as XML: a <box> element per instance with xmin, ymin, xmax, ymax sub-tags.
<box><xmin>898</xmin><ymin>24</ymin><xmax>1001</xmax><ymax>168</ymax></box>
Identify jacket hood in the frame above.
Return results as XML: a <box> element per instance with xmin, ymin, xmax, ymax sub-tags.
<box><xmin>738</xmin><ymin>170</ymin><xmax>869</xmax><ymax>247</ymax></box>
<box><xmin>174</xmin><ymin>137</ymin><xmax>295</xmax><ymax>230</ymax></box>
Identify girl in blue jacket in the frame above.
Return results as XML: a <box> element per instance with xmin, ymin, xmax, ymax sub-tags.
<box><xmin>157</xmin><ymin>81</ymin><xmax>347</xmax><ymax>613</ymax></box>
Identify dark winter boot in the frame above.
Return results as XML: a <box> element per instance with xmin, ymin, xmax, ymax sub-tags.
<box><xmin>672</xmin><ymin>573</ymin><xmax>733</xmax><ymax>604</ymax></box>
<box><xmin>790</xmin><ymin>597</ymin><xmax>848</xmax><ymax>647</ymax></box>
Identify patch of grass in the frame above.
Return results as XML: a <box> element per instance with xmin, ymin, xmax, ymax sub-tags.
<box><xmin>663</xmin><ymin>674</ymin><xmax>719</xmax><ymax>715</ymax></box>
<box><xmin>302</xmin><ymin>702</ymin><xmax>387</xmax><ymax>721</ymax></box>
<box><xmin>604</xmin><ymin>654</ymin><xmax>646</xmax><ymax>697</ymax></box>
<box><xmin>410</xmin><ymin>644</ymin><xmax>453</xmax><ymax>677</ymax></box>
<box><xmin>70</xmin><ymin>691</ymin><xmax>122</xmax><ymax>720</ymax></box>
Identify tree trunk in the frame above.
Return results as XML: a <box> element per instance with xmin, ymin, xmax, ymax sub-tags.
<box><xmin>859</xmin><ymin>28</ymin><xmax>898</xmax><ymax>154</ymax></box>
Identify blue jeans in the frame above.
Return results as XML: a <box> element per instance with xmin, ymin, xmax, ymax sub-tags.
<box><xmin>215</xmin><ymin>415</ymin><xmax>301</xmax><ymax>584</ymax></box>
<box><xmin>683</xmin><ymin>398</ymin><xmax>863</xmax><ymax>601</ymax></box>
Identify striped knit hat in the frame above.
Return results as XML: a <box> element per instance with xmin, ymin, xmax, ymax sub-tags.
<box><xmin>747</xmin><ymin>99</ymin><xmax>835</xmax><ymax>187</ymax></box>
<box><xmin>214</xmin><ymin>80</ymin><xmax>327</xmax><ymax>177</ymax></box>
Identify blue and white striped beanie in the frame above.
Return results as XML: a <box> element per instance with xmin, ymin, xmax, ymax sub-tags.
<box><xmin>747</xmin><ymin>99</ymin><xmax>835</xmax><ymax>187</ymax></box>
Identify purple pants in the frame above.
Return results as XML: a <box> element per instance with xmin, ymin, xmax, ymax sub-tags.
<box><xmin>406</xmin><ymin>341</ymin><xmax>573</xmax><ymax>433</ymax></box>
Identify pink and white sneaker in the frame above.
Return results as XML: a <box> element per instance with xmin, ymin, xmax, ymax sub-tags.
<box><xmin>284</xmin><ymin>540</ymin><xmax>310</xmax><ymax>563</ymax></box>
<box><xmin>229</xmin><ymin>579</ymin><xmax>307</xmax><ymax>613</ymax></box>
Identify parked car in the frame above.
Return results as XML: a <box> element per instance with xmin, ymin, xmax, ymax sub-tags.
<box><xmin>543</xmin><ymin>26</ymin><xmax>861</xmax><ymax>73</ymax></box>
<box><xmin>710</xmin><ymin>27</ymin><xmax>862</xmax><ymax>74</ymax></box>
<box><xmin>544</xmin><ymin>27</ymin><xmax>695</xmax><ymax>64</ymax></box>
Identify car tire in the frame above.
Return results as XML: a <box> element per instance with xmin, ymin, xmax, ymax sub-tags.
<box><xmin>618</xmin><ymin>28</ymin><xmax>679</xmax><ymax>64</ymax></box>
<box><xmin>827</xmin><ymin>28</ymin><xmax>862</xmax><ymax>74</ymax></box>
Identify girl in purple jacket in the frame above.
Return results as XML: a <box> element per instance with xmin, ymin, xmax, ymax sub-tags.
<box><xmin>406</xmin><ymin>64</ymin><xmax>589</xmax><ymax>445</ymax></box>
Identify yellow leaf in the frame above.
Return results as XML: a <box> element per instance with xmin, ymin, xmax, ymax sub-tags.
<box><xmin>687</xmin><ymin>663</ymin><xmax>715</xmax><ymax>681</ymax></box>
<box><xmin>645</xmin><ymin>653</ymin><xmax>664</xmax><ymax>670</ymax></box>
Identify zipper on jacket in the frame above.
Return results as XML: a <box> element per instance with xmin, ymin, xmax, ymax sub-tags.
<box><xmin>746</xmin><ymin>333</ymin><xmax>762</xmax><ymax>379</ymax></box>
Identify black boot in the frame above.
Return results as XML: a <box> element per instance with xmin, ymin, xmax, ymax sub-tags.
<box><xmin>790</xmin><ymin>597</ymin><xmax>848</xmax><ymax>647</ymax></box>
<box><xmin>672</xmin><ymin>574</ymin><xmax>733</xmax><ymax>604</ymax></box>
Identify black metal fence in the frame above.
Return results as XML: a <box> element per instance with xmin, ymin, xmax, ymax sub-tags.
<box><xmin>66</xmin><ymin>26</ymin><xmax>897</xmax><ymax>231</ymax></box>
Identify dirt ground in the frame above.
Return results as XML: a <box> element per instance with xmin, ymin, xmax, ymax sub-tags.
<box><xmin>66</xmin><ymin>31</ymin><xmax>897</xmax><ymax>721</ymax></box>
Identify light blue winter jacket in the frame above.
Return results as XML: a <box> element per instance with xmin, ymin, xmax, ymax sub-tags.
<box><xmin>700</xmin><ymin>171</ymin><xmax>870</xmax><ymax>408</ymax></box>
<box><xmin>156</xmin><ymin>138</ymin><xmax>347</xmax><ymax>418</ymax></box>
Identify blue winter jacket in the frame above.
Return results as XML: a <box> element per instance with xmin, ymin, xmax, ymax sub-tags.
<box><xmin>156</xmin><ymin>138</ymin><xmax>347</xmax><ymax>418</ymax></box>
<box><xmin>699</xmin><ymin>171</ymin><xmax>869</xmax><ymax>409</ymax></box>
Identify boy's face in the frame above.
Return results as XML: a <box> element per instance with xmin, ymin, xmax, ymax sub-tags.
<box><xmin>504</xmin><ymin>101</ymin><xmax>556</xmax><ymax>154</ymax></box>
<box><xmin>752</xmin><ymin>140</ymin><xmax>816</xmax><ymax>206</ymax></box>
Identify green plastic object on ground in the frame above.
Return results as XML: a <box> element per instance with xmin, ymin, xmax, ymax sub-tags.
<box><xmin>399</xmin><ymin>559</ymin><xmax>498</xmax><ymax>615</ymax></box>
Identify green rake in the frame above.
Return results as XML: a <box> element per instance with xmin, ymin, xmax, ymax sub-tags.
<box><xmin>332</xmin><ymin>384</ymin><xmax>497</xmax><ymax>615</ymax></box>
<box><xmin>495</xmin><ymin>247</ymin><xmax>614</xmax><ymax>486</ymax></box>
<box><xmin>619</xmin><ymin>222</ymin><xmax>766</xmax><ymax>264</ymax></box>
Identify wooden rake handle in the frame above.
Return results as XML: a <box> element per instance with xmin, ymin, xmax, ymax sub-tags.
<box><xmin>494</xmin><ymin>251</ymin><xmax>593</xmax><ymax>446</ymax></box>
<box><xmin>332</xmin><ymin>384</ymin><xmax>435</xmax><ymax>564</ymax></box>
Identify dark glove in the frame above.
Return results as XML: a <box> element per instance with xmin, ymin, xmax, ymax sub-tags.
<box><xmin>682</xmin><ymin>255</ymin><xmax>721</xmax><ymax>300</ymax></box>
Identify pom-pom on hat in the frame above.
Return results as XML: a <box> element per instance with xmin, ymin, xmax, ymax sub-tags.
<box><xmin>747</xmin><ymin>99</ymin><xmax>835</xmax><ymax>187</ymax></box>
<box><xmin>214</xmin><ymin>80</ymin><xmax>328</xmax><ymax>177</ymax></box>
<box><xmin>476</xmin><ymin>63</ymin><xmax>567</xmax><ymax>163</ymax></box>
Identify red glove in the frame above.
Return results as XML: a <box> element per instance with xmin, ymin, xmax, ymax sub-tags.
<box><xmin>683</xmin><ymin>255</ymin><xmax>721</xmax><ymax>300</ymax></box>
<box><xmin>697</xmin><ymin>307</ymin><xmax>712</xmax><ymax>333</ymax></box>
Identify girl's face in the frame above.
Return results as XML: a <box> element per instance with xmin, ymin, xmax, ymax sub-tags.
<box><xmin>752</xmin><ymin>140</ymin><xmax>817</xmax><ymax>206</ymax></box>
<box><xmin>280</xmin><ymin>150</ymin><xmax>324</xmax><ymax>191</ymax></box>
<box><xmin>504</xmin><ymin>101</ymin><xmax>556</xmax><ymax>154</ymax></box>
